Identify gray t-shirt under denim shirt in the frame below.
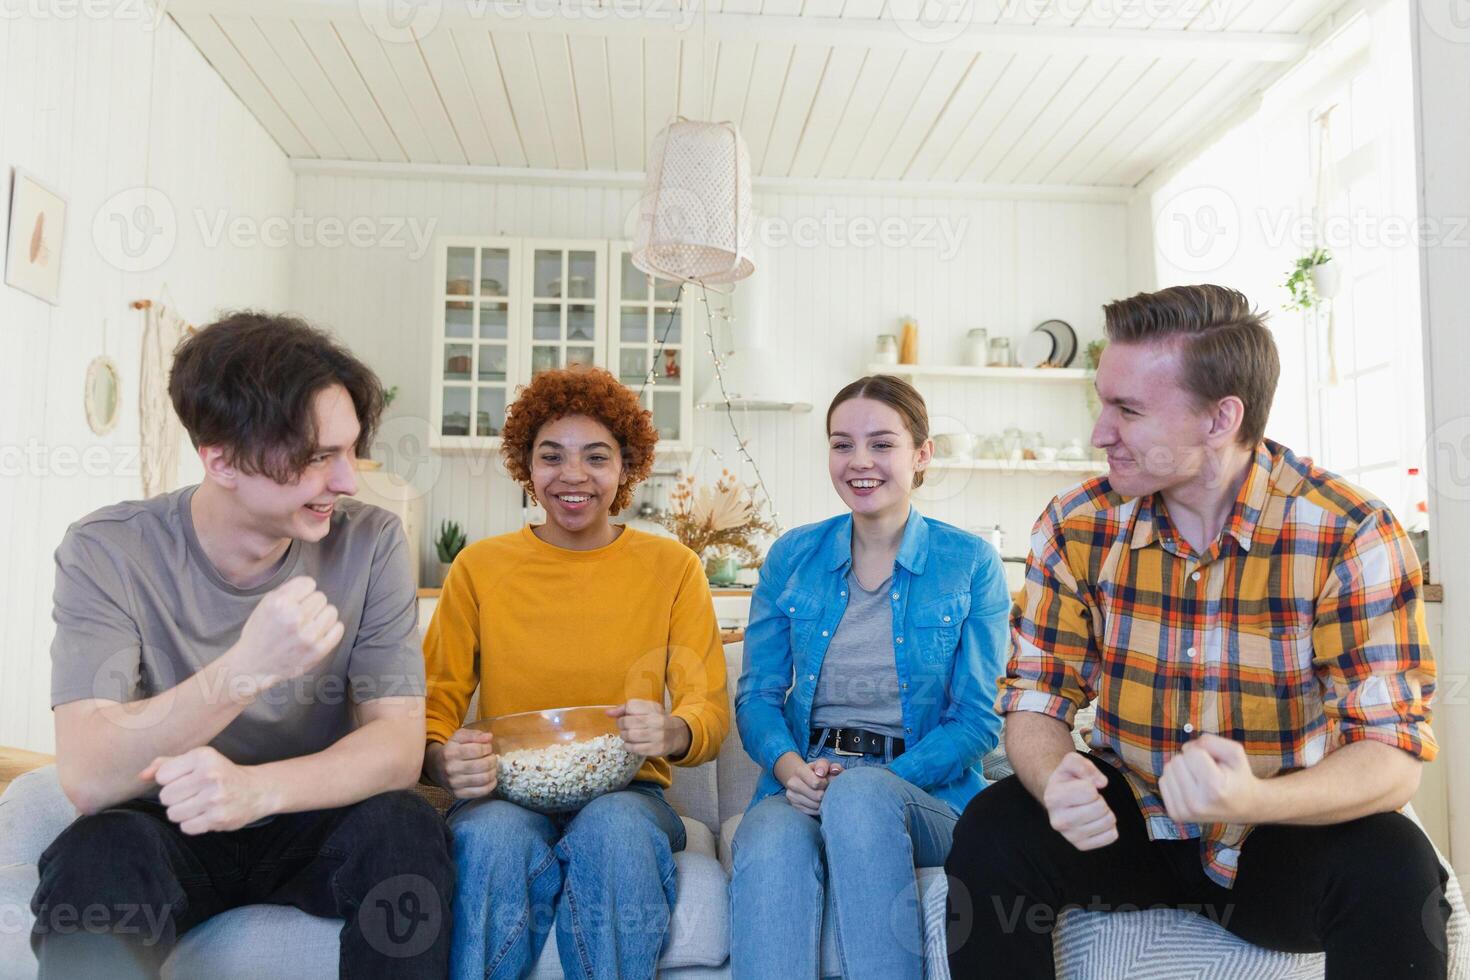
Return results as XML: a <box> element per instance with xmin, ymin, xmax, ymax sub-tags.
<box><xmin>809</xmin><ymin>569</ymin><xmax>905</xmax><ymax>739</ymax></box>
<box><xmin>50</xmin><ymin>485</ymin><xmax>424</xmax><ymax>778</ymax></box>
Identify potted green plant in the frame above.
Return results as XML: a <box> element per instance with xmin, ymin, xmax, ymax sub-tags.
<box><xmin>1283</xmin><ymin>248</ymin><xmax>1337</xmax><ymax>311</ymax></box>
<box><xmin>435</xmin><ymin>519</ymin><xmax>467</xmax><ymax>586</ymax></box>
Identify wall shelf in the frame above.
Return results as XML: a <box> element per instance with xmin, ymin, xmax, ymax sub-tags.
<box><xmin>867</xmin><ymin>363</ymin><xmax>1093</xmax><ymax>383</ymax></box>
<box><xmin>928</xmin><ymin>458</ymin><xmax>1105</xmax><ymax>476</ymax></box>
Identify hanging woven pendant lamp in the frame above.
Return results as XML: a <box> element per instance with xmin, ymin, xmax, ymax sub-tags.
<box><xmin>632</xmin><ymin>118</ymin><xmax>755</xmax><ymax>285</ymax></box>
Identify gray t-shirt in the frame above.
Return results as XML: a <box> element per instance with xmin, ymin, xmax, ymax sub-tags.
<box><xmin>50</xmin><ymin>485</ymin><xmax>424</xmax><ymax>768</ymax></box>
<box><xmin>810</xmin><ymin>570</ymin><xmax>904</xmax><ymax>738</ymax></box>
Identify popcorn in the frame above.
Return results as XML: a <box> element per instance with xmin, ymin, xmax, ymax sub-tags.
<box><xmin>496</xmin><ymin>734</ymin><xmax>644</xmax><ymax>813</ymax></box>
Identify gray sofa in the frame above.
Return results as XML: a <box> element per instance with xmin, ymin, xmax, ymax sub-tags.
<box><xmin>3</xmin><ymin>640</ymin><xmax>1466</xmax><ymax>978</ymax></box>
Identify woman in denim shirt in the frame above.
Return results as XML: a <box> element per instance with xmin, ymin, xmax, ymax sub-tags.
<box><xmin>730</xmin><ymin>375</ymin><xmax>1012</xmax><ymax>980</ymax></box>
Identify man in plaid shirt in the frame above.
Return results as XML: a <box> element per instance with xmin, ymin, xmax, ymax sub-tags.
<box><xmin>946</xmin><ymin>285</ymin><xmax>1449</xmax><ymax>979</ymax></box>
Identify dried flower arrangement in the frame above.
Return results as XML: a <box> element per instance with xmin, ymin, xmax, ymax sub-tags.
<box><xmin>654</xmin><ymin>469</ymin><xmax>775</xmax><ymax>566</ymax></box>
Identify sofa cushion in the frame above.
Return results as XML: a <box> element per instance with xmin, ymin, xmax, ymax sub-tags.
<box><xmin>0</xmin><ymin>768</ymin><xmax>77</xmax><ymax>868</ymax></box>
<box><xmin>164</xmin><ymin>904</ymin><xmax>339</xmax><ymax>980</ymax></box>
<box><xmin>715</xmin><ymin>643</ymin><xmax>762</xmax><ymax>828</ymax></box>
<box><xmin>681</xmin><ymin>815</ymin><xmax>717</xmax><ymax>861</ymax></box>
<box><xmin>666</xmin><ymin>759</ymin><xmax>720</xmax><ymax>839</ymax></box>
<box><xmin>0</xmin><ymin>864</ymin><xmax>41</xmax><ymax>980</ymax></box>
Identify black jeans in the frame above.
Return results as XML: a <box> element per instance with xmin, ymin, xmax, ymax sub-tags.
<box><xmin>31</xmin><ymin>789</ymin><xmax>453</xmax><ymax>979</ymax></box>
<box><xmin>945</xmin><ymin>753</ymin><xmax>1450</xmax><ymax>980</ymax></box>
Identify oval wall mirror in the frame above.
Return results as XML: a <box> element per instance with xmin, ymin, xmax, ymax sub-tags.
<box><xmin>84</xmin><ymin>356</ymin><xmax>121</xmax><ymax>435</ymax></box>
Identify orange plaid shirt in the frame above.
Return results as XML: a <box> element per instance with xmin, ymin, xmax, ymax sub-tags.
<box><xmin>998</xmin><ymin>440</ymin><xmax>1437</xmax><ymax>887</ymax></box>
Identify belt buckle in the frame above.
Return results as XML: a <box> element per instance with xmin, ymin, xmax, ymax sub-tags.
<box><xmin>830</xmin><ymin>728</ymin><xmax>864</xmax><ymax>757</ymax></box>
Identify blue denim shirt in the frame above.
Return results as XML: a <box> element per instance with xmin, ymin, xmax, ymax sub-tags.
<box><xmin>735</xmin><ymin>508</ymin><xmax>1012</xmax><ymax>815</ymax></box>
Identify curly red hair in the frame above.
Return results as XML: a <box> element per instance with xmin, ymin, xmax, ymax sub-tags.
<box><xmin>500</xmin><ymin>366</ymin><xmax>658</xmax><ymax>516</ymax></box>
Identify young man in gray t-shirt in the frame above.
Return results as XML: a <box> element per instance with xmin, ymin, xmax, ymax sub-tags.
<box><xmin>30</xmin><ymin>313</ymin><xmax>451</xmax><ymax>979</ymax></box>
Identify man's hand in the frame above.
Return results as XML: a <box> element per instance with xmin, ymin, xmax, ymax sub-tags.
<box><xmin>774</xmin><ymin>753</ymin><xmax>843</xmax><ymax>817</ymax></box>
<box><xmin>1043</xmin><ymin>753</ymin><xmax>1118</xmax><ymax>851</ymax></box>
<box><xmin>1160</xmin><ymin>734</ymin><xmax>1263</xmax><ymax>825</ymax></box>
<box><xmin>426</xmin><ymin>728</ymin><xmax>498</xmax><ymax>799</ymax></box>
<box><xmin>607</xmin><ymin>700</ymin><xmax>691</xmax><ymax>759</ymax></box>
<box><xmin>140</xmin><ymin>747</ymin><xmax>274</xmax><ymax>835</ymax></box>
<box><xmin>225</xmin><ymin>577</ymin><xmax>345</xmax><ymax>697</ymax></box>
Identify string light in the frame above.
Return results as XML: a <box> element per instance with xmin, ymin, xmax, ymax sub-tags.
<box><xmin>628</xmin><ymin>276</ymin><xmax>782</xmax><ymax>536</ymax></box>
<box><xmin>636</xmin><ymin>282</ymin><xmax>685</xmax><ymax>401</ymax></box>
<box><xmin>697</xmin><ymin>282</ymin><xmax>783</xmax><ymax>536</ymax></box>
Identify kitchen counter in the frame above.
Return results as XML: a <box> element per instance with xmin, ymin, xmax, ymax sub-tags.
<box><xmin>415</xmin><ymin>587</ymin><xmax>755</xmax><ymax>598</ymax></box>
<box><xmin>421</xmin><ymin>584</ymin><xmax>1443</xmax><ymax>602</ymax></box>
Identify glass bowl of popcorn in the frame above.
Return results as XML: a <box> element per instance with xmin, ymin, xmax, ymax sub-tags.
<box><xmin>468</xmin><ymin>705</ymin><xmax>645</xmax><ymax>814</ymax></box>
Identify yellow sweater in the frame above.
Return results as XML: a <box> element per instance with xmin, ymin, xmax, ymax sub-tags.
<box><xmin>423</xmin><ymin>525</ymin><xmax>730</xmax><ymax>786</ymax></box>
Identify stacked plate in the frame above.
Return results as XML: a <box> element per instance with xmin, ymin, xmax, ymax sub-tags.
<box><xmin>1017</xmin><ymin>319</ymin><xmax>1078</xmax><ymax>369</ymax></box>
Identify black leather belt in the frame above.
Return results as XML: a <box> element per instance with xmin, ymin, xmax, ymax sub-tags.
<box><xmin>810</xmin><ymin>727</ymin><xmax>906</xmax><ymax>759</ymax></box>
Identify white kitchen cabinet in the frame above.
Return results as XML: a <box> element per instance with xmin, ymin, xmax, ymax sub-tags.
<box><xmin>429</xmin><ymin>238</ymin><xmax>692</xmax><ymax>456</ymax></box>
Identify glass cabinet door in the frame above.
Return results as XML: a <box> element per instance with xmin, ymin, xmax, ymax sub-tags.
<box><xmin>522</xmin><ymin>243</ymin><xmax>606</xmax><ymax>381</ymax></box>
<box><xmin>610</xmin><ymin>248</ymin><xmax>690</xmax><ymax>448</ymax></box>
<box><xmin>438</xmin><ymin>241</ymin><xmax>518</xmax><ymax>442</ymax></box>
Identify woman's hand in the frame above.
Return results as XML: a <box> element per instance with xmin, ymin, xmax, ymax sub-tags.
<box><xmin>608</xmin><ymin>700</ymin><xmax>692</xmax><ymax>759</ymax></box>
<box><xmin>425</xmin><ymin>728</ymin><xmax>498</xmax><ymax>799</ymax></box>
<box><xmin>774</xmin><ymin>752</ymin><xmax>843</xmax><ymax>816</ymax></box>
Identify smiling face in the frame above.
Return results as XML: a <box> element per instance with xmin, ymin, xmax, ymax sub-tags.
<box><xmin>222</xmin><ymin>384</ymin><xmax>361</xmax><ymax>543</ymax></box>
<box><xmin>828</xmin><ymin>397</ymin><xmax>931</xmax><ymax>520</ymax></box>
<box><xmin>1091</xmin><ymin>341</ymin><xmax>1227</xmax><ymax>498</ymax></box>
<box><xmin>529</xmin><ymin>414</ymin><xmax>624</xmax><ymax>544</ymax></box>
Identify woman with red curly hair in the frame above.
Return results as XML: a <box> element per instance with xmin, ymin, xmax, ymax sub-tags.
<box><xmin>420</xmin><ymin>365</ymin><xmax>730</xmax><ymax>980</ymax></box>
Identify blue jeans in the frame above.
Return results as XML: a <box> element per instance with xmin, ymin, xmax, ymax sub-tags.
<box><xmin>447</xmin><ymin>782</ymin><xmax>686</xmax><ymax>980</ymax></box>
<box><xmin>729</xmin><ymin>743</ymin><xmax>958</xmax><ymax>980</ymax></box>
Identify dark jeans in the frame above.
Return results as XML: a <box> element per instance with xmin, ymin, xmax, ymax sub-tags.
<box><xmin>31</xmin><ymin>789</ymin><xmax>453</xmax><ymax>979</ymax></box>
<box><xmin>945</xmin><ymin>753</ymin><xmax>1450</xmax><ymax>980</ymax></box>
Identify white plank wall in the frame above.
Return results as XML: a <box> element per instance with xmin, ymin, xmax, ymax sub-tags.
<box><xmin>0</xmin><ymin>15</ymin><xmax>294</xmax><ymax>752</ymax></box>
<box><xmin>289</xmin><ymin>174</ymin><xmax>1130</xmax><ymax>583</ymax></box>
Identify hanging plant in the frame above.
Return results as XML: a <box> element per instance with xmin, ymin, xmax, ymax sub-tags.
<box><xmin>1283</xmin><ymin>248</ymin><xmax>1333</xmax><ymax>312</ymax></box>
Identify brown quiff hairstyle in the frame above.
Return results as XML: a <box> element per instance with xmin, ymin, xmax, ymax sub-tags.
<box><xmin>168</xmin><ymin>311</ymin><xmax>384</xmax><ymax>483</ymax></box>
<box><xmin>499</xmin><ymin>365</ymin><xmax>658</xmax><ymax>515</ymax></box>
<box><xmin>826</xmin><ymin>375</ymin><xmax>931</xmax><ymax>489</ymax></box>
<box><xmin>1103</xmin><ymin>284</ymin><xmax>1280</xmax><ymax>447</ymax></box>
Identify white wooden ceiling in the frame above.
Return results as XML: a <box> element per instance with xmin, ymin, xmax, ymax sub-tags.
<box><xmin>168</xmin><ymin>0</ymin><xmax>1349</xmax><ymax>188</ymax></box>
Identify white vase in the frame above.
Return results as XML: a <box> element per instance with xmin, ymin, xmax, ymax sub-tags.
<box><xmin>1311</xmin><ymin>260</ymin><xmax>1341</xmax><ymax>300</ymax></box>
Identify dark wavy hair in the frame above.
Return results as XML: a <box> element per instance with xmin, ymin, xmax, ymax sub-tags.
<box><xmin>168</xmin><ymin>311</ymin><xmax>384</xmax><ymax>482</ymax></box>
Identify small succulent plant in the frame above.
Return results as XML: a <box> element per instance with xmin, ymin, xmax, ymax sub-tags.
<box><xmin>436</xmin><ymin>520</ymin><xmax>467</xmax><ymax>564</ymax></box>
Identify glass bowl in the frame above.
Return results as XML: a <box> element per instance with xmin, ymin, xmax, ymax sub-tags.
<box><xmin>468</xmin><ymin>705</ymin><xmax>644</xmax><ymax>814</ymax></box>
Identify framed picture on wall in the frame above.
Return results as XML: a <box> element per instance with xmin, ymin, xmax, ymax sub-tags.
<box><xmin>5</xmin><ymin>168</ymin><xmax>67</xmax><ymax>306</ymax></box>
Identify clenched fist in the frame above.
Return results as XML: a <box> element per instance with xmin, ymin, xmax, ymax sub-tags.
<box><xmin>140</xmin><ymin>746</ymin><xmax>273</xmax><ymax>835</ymax></box>
<box><xmin>1043</xmin><ymin>753</ymin><xmax>1118</xmax><ymax>851</ymax></box>
<box><xmin>607</xmin><ymin>700</ymin><xmax>691</xmax><ymax>759</ymax></box>
<box><xmin>1159</xmin><ymin>734</ymin><xmax>1262</xmax><ymax>825</ymax></box>
<box><xmin>227</xmin><ymin>576</ymin><xmax>344</xmax><ymax>697</ymax></box>
<box><xmin>425</xmin><ymin>728</ymin><xmax>498</xmax><ymax>800</ymax></box>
